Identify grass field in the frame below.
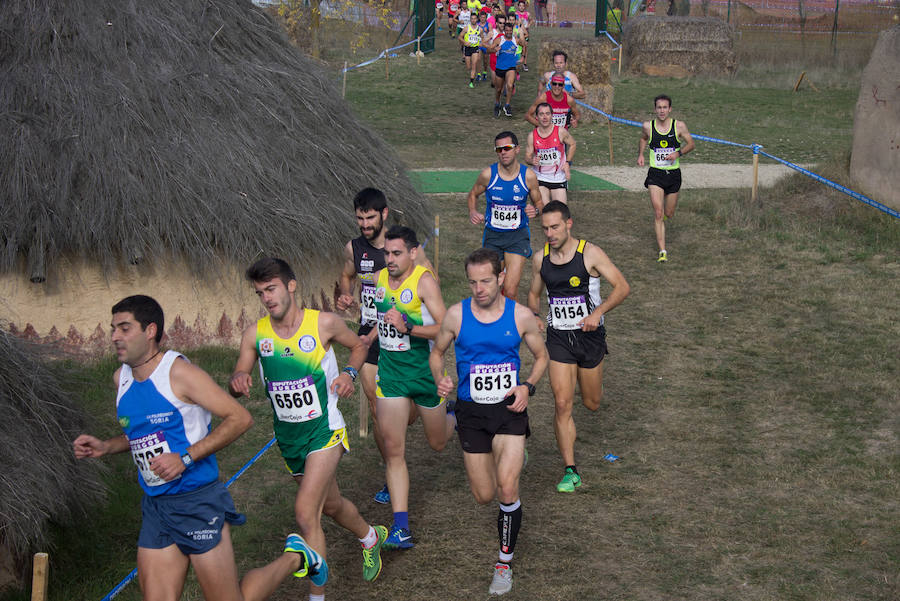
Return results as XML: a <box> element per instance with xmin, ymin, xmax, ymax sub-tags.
<box><xmin>5</xmin><ymin>10</ymin><xmax>899</xmax><ymax>601</ymax></box>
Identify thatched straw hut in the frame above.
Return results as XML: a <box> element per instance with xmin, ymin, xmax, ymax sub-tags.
<box><xmin>623</xmin><ymin>16</ymin><xmax>736</xmax><ymax>77</ymax></box>
<box><xmin>1</xmin><ymin>0</ymin><xmax>430</xmax><ymax>349</ymax></box>
<box><xmin>0</xmin><ymin>329</ymin><xmax>105</xmax><ymax>590</ymax></box>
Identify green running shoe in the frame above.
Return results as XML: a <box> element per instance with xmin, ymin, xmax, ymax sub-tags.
<box><xmin>284</xmin><ymin>533</ymin><xmax>328</xmax><ymax>585</ymax></box>
<box><xmin>556</xmin><ymin>469</ymin><xmax>582</xmax><ymax>493</ymax></box>
<box><xmin>362</xmin><ymin>525</ymin><xmax>388</xmax><ymax>582</ymax></box>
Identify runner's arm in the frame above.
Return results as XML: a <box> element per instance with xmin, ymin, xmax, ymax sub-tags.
<box><xmin>524</xmin><ymin>130</ymin><xmax>537</xmax><ymax>166</ymax></box>
<box><xmin>676</xmin><ymin>120</ymin><xmax>695</xmax><ymax>156</ymax></box>
<box><xmin>525</xmin><ymin>168</ymin><xmax>544</xmax><ymax>211</ymax></box>
<box><xmin>567</xmin><ymin>92</ymin><xmax>580</xmax><ymax>127</ymax></box>
<box><xmin>229</xmin><ymin>325</ymin><xmax>259</xmax><ymax>397</ymax></box>
<box><xmin>429</xmin><ymin>303</ymin><xmax>461</xmax><ymax>397</ymax></box>
<box><xmin>586</xmin><ymin>243</ymin><xmax>630</xmax><ymax>319</ymax></box>
<box><xmin>319</xmin><ymin>311</ymin><xmax>368</xmax><ymax>397</ymax></box>
<box><xmin>410</xmin><ymin>271</ymin><xmax>446</xmax><ymax>340</ymax></box>
<box><xmin>336</xmin><ymin>240</ymin><xmax>357</xmax><ymax>311</ymax></box>
<box><xmin>527</xmin><ymin>253</ymin><xmax>545</xmax><ymax>318</ymax></box>
<box><xmin>568</xmin><ymin>72</ymin><xmax>586</xmax><ymax>99</ymax></box>
<box><xmin>515</xmin><ymin>303</ymin><xmax>548</xmax><ymax>388</ymax></box>
<box><xmin>524</xmin><ymin>95</ymin><xmax>542</xmax><ymax>127</ymax></box>
<box><xmin>637</xmin><ymin>121</ymin><xmax>651</xmax><ymax>166</ymax></box>
<box><xmin>467</xmin><ymin>167</ymin><xmax>491</xmax><ymax>224</ymax></box>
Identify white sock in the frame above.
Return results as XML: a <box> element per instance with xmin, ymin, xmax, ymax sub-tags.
<box><xmin>309</xmin><ymin>594</ymin><xmax>325</xmax><ymax>601</ymax></box>
<box><xmin>359</xmin><ymin>525</ymin><xmax>378</xmax><ymax>549</ymax></box>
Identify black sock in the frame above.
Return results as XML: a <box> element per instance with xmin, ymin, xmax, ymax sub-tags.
<box><xmin>497</xmin><ymin>500</ymin><xmax>522</xmax><ymax>558</ymax></box>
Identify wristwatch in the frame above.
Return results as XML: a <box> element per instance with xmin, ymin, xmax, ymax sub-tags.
<box><xmin>524</xmin><ymin>382</ymin><xmax>536</xmax><ymax>397</ymax></box>
<box><xmin>342</xmin><ymin>366</ymin><xmax>359</xmax><ymax>382</ymax></box>
<box><xmin>181</xmin><ymin>451</ymin><xmax>194</xmax><ymax>470</ymax></box>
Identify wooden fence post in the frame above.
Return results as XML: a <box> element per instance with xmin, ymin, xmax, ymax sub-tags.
<box><xmin>342</xmin><ymin>61</ymin><xmax>348</xmax><ymax>98</ymax></box>
<box><xmin>31</xmin><ymin>553</ymin><xmax>48</xmax><ymax>601</ymax></box>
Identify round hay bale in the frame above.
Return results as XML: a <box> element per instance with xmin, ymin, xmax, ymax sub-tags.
<box><xmin>538</xmin><ymin>38</ymin><xmax>616</xmax><ymax>86</ymax></box>
<box><xmin>623</xmin><ymin>16</ymin><xmax>736</xmax><ymax>77</ymax></box>
<box><xmin>849</xmin><ymin>26</ymin><xmax>900</xmax><ymax>211</ymax></box>
<box><xmin>579</xmin><ymin>83</ymin><xmax>615</xmax><ymax>125</ymax></box>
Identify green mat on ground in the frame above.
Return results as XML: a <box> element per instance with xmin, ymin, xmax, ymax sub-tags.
<box><xmin>408</xmin><ymin>169</ymin><xmax>623</xmax><ymax>193</ymax></box>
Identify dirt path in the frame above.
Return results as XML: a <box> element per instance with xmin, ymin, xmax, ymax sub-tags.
<box><xmin>578</xmin><ymin>162</ymin><xmax>800</xmax><ymax>191</ymax></box>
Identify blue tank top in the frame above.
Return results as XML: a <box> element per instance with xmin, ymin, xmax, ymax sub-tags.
<box><xmin>496</xmin><ymin>37</ymin><xmax>519</xmax><ymax>70</ymax></box>
<box><xmin>484</xmin><ymin>163</ymin><xmax>530</xmax><ymax>232</ymax></box>
<box><xmin>455</xmin><ymin>298</ymin><xmax>522</xmax><ymax>403</ymax></box>
<box><xmin>116</xmin><ymin>351</ymin><xmax>219</xmax><ymax>496</ymax></box>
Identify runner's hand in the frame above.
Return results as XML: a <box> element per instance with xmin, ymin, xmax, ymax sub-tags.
<box><xmin>470</xmin><ymin>209</ymin><xmax>485</xmax><ymax>225</ymax></box>
<box><xmin>525</xmin><ymin>204</ymin><xmax>537</xmax><ymax>218</ymax></box>
<box><xmin>229</xmin><ymin>372</ymin><xmax>253</xmax><ymax>397</ymax></box>
<box><xmin>505</xmin><ymin>385</ymin><xmax>528</xmax><ymax>412</ymax></box>
<box><xmin>437</xmin><ymin>375</ymin><xmax>456</xmax><ymax>398</ymax></box>
<box><xmin>336</xmin><ymin>293</ymin><xmax>355</xmax><ymax>311</ymax></box>
<box><xmin>149</xmin><ymin>452</ymin><xmax>185</xmax><ymax>482</ymax></box>
<box><xmin>384</xmin><ymin>308</ymin><xmax>406</xmax><ymax>330</ymax></box>
<box><xmin>580</xmin><ymin>312</ymin><xmax>602</xmax><ymax>332</ymax></box>
<box><xmin>73</xmin><ymin>434</ymin><xmax>107</xmax><ymax>459</ymax></box>
<box><xmin>637</xmin><ymin>155</ymin><xmax>645</xmax><ymax>167</ymax></box>
<box><xmin>331</xmin><ymin>373</ymin><xmax>355</xmax><ymax>397</ymax></box>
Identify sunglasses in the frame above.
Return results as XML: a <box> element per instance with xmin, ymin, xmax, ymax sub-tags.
<box><xmin>494</xmin><ymin>144</ymin><xmax>517</xmax><ymax>152</ymax></box>
<box><xmin>551</xmin><ymin>82</ymin><xmax>565</xmax><ymax>87</ymax></box>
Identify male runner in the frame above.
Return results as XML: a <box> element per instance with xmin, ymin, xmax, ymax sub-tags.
<box><xmin>448</xmin><ymin>0</ymin><xmax>461</xmax><ymax>37</ymax></box>
<box><xmin>230</xmin><ymin>258</ymin><xmax>389</xmax><ymax>600</ymax></box>
<box><xmin>436</xmin><ymin>0</ymin><xmax>445</xmax><ymax>30</ymax></box>
<box><xmin>527</xmin><ymin>202</ymin><xmax>630</xmax><ymax>493</ymax></box>
<box><xmin>524</xmin><ymin>101</ymin><xmax>577</xmax><ymax>205</ymax></box>
<box><xmin>335</xmin><ymin>188</ymin><xmax>433</xmax><ymax>505</ymax></box>
<box><xmin>430</xmin><ymin>248</ymin><xmax>548</xmax><ymax>596</ymax></box>
<box><xmin>456</xmin><ymin>0</ymin><xmax>472</xmax><ymax>59</ymax></box>
<box><xmin>74</xmin><ymin>295</ymin><xmax>323</xmax><ymax>601</ymax></box>
<box><xmin>514</xmin><ymin>1</ymin><xmax>530</xmax><ymax>70</ymax></box>
<box><xmin>486</xmin><ymin>12</ymin><xmax>506</xmax><ymax>88</ymax></box>
<box><xmin>538</xmin><ymin>50</ymin><xmax>585</xmax><ymax>99</ymax></box>
<box><xmin>525</xmin><ymin>73</ymin><xmax>580</xmax><ymax>130</ymax></box>
<box><xmin>459</xmin><ymin>15</ymin><xmax>483</xmax><ymax>87</ymax></box>
<box><xmin>637</xmin><ymin>94</ymin><xmax>695</xmax><ymax>262</ymax></box>
<box><xmin>489</xmin><ymin>22</ymin><xmax>522</xmax><ymax>117</ymax></box>
<box><xmin>467</xmin><ymin>131</ymin><xmax>542</xmax><ymax>302</ymax></box>
<box><xmin>476</xmin><ymin>10</ymin><xmax>493</xmax><ymax>82</ymax></box>
<box><xmin>366</xmin><ymin>225</ymin><xmax>455</xmax><ymax>549</ymax></box>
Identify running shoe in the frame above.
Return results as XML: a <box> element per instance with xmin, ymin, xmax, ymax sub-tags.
<box><xmin>284</xmin><ymin>533</ymin><xmax>329</xmax><ymax>586</ymax></box>
<box><xmin>523</xmin><ymin>63</ymin><xmax>529</xmax><ymax>71</ymax></box>
<box><xmin>373</xmin><ymin>484</ymin><xmax>390</xmax><ymax>504</ymax></box>
<box><xmin>503</xmin><ymin>104</ymin><xmax>512</xmax><ymax>117</ymax></box>
<box><xmin>494</xmin><ymin>103</ymin><xmax>501</xmax><ymax>117</ymax></box>
<box><xmin>489</xmin><ymin>562</ymin><xmax>513</xmax><ymax>595</ymax></box>
<box><xmin>361</xmin><ymin>525</ymin><xmax>388</xmax><ymax>582</ymax></box>
<box><xmin>556</xmin><ymin>468</ymin><xmax>582</xmax><ymax>493</ymax></box>
<box><xmin>383</xmin><ymin>525</ymin><xmax>415</xmax><ymax>549</ymax></box>
<box><xmin>469</xmin><ymin>81</ymin><xmax>475</xmax><ymax>88</ymax></box>
<box><xmin>657</xmin><ymin>250</ymin><xmax>668</xmax><ymax>263</ymax></box>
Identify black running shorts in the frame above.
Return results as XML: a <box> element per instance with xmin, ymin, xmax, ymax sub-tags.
<box><xmin>546</xmin><ymin>325</ymin><xmax>608</xmax><ymax>368</ymax></box>
<box><xmin>456</xmin><ymin>399</ymin><xmax>530</xmax><ymax>454</ymax></box>
<box><xmin>644</xmin><ymin>167</ymin><xmax>682</xmax><ymax>195</ymax></box>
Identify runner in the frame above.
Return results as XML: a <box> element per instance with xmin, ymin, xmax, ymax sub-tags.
<box><xmin>524</xmin><ymin>100</ymin><xmax>577</xmax><ymax>205</ymax></box>
<box><xmin>637</xmin><ymin>94</ymin><xmax>695</xmax><ymax>262</ymax></box>
<box><xmin>448</xmin><ymin>0</ymin><xmax>461</xmax><ymax>37</ymax></box>
<box><xmin>467</xmin><ymin>131</ymin><xmax>542</xmax><ymax>302</ymax></box>
<box><xmin>73</xmin><ymin>294</ymin><xmax>323</xmax><ymax>601</ymax></box>
<box><xmin>230</xmin><ymin>258</ymin><xmax>389</xmax><ymax>599</ymax></box>
<box><xmin>367</xmin><ymin>225</ymin><xmax>455</xmax><ymax>549</ymax></box>
<box><xmin>460</xmin><ymin>13</ymin><xmax>483</xmax><ymax>87</ymax></box>
<box><xmin>514</xmin><ymin>1</ymin><xmax>530</xmax><ymax>71</ymax></box>
<box><xmin>335</xmin><ymin>188</ymin><xmax>433</xmax><ymax>506</ymax></box>
<box><xmin>436</xmin><ymin>0</ymin><xmax>445</xmax><ymax>30</ymax></box>
<box><xmin>486</xmin><ymin>12</ymin><xmax>507</xmax><ymax>91</ymax></box>
<box><xmin>538</xmin><ymin>50</ymin><xmax>586</xmax><ymax>99</ymax></box>
<box><xmin>477</xmin><ymin>10</ymin><xmax>493</xmax><ymax>82</ymax></box>
<box><xmin>489</xmin><ymin>22</ymin><xmax>522</xmax><ymax>117</ymax></box>
<box><xmin>430</xmin><ymin>248</ymin><xmax>548</xmax><ymax>596</ymax></box>
<box><xmin>525</xmin><ymin>73</ymin><xmax>580</xmax><ymax>130</ymax></box>
<box><xmin>527</xmin><ymin>202</ymin><xmax>630</xmax><ymax>493</ymax></box>
<box><xmin>456</xmin><ymin>0</ymin><xmax>472</xmax><ymax>60</ymax></box>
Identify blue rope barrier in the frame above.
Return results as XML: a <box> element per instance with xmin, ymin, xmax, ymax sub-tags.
<box><xmin>575</xmin><ymin>100</ymin><xmax>898</xmax><ymax>219</ymax></box>
<box><xmin>343</xmin><ymin>18</ymin><xmax>435</xmax><ymax>73</ymax></box>
<box><xmin>99</xmin><ymin>436</ymin><xmax>278</xmax><ymax>601</ymax></box>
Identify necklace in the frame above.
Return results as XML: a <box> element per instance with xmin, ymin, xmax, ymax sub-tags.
<box><xmin>131</xmin><ymin>349</ymin><xmax>162</xmax><ymax>369</ymax></box>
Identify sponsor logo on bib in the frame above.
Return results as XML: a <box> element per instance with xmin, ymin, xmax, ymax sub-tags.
<box><xmin>375</xmin><ymin>287</ymin><xmax>386</xmax><ymax>301</ymax></box>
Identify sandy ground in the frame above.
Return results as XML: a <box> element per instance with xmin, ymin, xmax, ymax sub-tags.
<box><xmin>578</xmin><ymin>162</ymin><xmax>800</xmax><ymax>191</ymax></box>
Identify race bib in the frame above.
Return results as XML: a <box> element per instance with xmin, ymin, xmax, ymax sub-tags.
<box><xmin>549</xmin><ymin>296</ymin><xmax>588</xmax><ymax>330</ymax></box>
<box><xmin>552</xmin><ymin>113</ymin><xmax>567</xmax><ymax>127</ymax></box>
<box><xmin>538</xmin><ymin>147</ymin><xmax>560</xmax><ymax>166</ymax></box>
<box><xmin>130</xmin><ymin>431</ymin><xmax>176</xmax><ymax>487</ymax></box>
<box><xmin>377</xmin><ymin>312</ymin><xmax>411</xmax><ymax>351</ymax></box>
<box><xmin>436</xmin><ymin>1</ymin><xmax>443</xmax><ymax>6</ymax></box>
<box><xmin>467</xmin><ymin>32</ymin><xmax>481</xmax><ymax>45</ymax></box>
<box><xmin>267</xmin><ymin>377</ymin><xmax>323</xmax><ymax>423</ymax></box>
<box><xmin>654</xmin><ymin>148</ymin><xmax>674</xmax><ymax>167</ymax></box>
<box><xmin>490</xmin><ymin>203</ymin><xmax>521</xmax><ymax>230</ymax></box>
<box><xmin>360</xmin><ymin>283</ymin><xmax>377</xmax><ymax>325</ymax></box>
<box><xmin>469</xmin><ymin>363</ymin><xmax>517</xmax><ymax>404</ymax></box>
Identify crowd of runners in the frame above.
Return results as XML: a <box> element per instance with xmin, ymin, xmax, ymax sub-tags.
<box><xmin>72</xmin><ymin>5</ymin><xmax>698</xmax><ymax>595</ymax></box>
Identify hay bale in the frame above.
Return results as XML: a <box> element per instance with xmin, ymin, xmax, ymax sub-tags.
<box><xmin>849</xmin><ymin>26</ymin><xmax>900</xmax><ymax>211</ymax></box>
<box><xmin>579</xmin><ymin>83</ymin><xmax>614</xmax><ymax>125</ymax></box>
<box><xmin>623</xmin><ymin>16</ymin><xmax>736</xmax><ymax>77</ymax></box>
<box><xmin>537</xmin><ymin>38</ymin><xmax>616</xmax><ymax>86</ymax></box>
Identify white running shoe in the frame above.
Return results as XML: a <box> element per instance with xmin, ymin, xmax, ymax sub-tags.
<box><xmin>489</xmin><ymin>562</ymin><xmax>513</xmax><ymax>595</ymax></box>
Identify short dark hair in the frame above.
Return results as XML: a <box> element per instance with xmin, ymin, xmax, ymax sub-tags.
<box><xmin>494</xmin><ymin>130</ymin><xmax>518</xmax><ymax>146</ymax></box>
<box><xmin>384</xmin><ymin>225</ymin><xmax>419</xmax><ymax>250</ymax></box>
<box><xmin>246</xmin><ymin>257</ymin><xmax>296</xmax><ymax>287</ymax></box>
<box><xmin>112</xmin><ymin>295</ymin><xmax>165</xmax><ymax>344</ymax></box>
<box><xmin>542</xmin><ymin>200</ymin><xmax>571</xmax><ymax>220</ymax></box>
<box><xmin>535</xmin><ymin>102</ymin><xmax>552</xmax><ymax>115</ymax></box>
<box><xmin>654</xmin><ymin>94</ymin><xmax>672</xmax><ymax>107</ymax></box>
<box><xmin>465</xmin><ymin>248</ymin><xmax>502</xmax><ymax>277</ymax></box>
<box><xmin>353</xmin><ymin>187</ymin><xmax>388</xmax><ymax>213</ymax></box>
<box><xmin>552</xmin><ymin>50</ymin><xmax>568</xmax><ymax>62</ymax></box>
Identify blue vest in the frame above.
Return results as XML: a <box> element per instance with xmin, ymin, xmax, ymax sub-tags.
<box><xmin>455</xmin><ymin>298</ymin><xmax>522</xmax><ymax>403</ymax></box>
<box><xmin>484</xmin><ymin>163</ymin><xmax>530</xmax><ymax>232</ymax></box>
<box><xmin>496</xmin><ymin>38</ymin><xmax>519</xmax><ymax>70</ymax></box>
<box><xmin>116</xmin><ymin>351</ymin><xmax>218</xmax><ymax>496</ymax></box>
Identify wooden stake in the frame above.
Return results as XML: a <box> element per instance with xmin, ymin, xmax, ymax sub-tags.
<box><xmin>385</xmin><ymin>48</ymin><xmax>390</xmax><ymax>80</ymax></box>
<box><xmin>342</xmin><ymin>61</ymin><xmax>348</xmax><ymax>98</ymax></box>
<box><xmin>358</xmin><ymin>384</ymin><xmax>368</xmax><ymax>438</ymax></box>
<box><xmin>793</xmin><ymin>71</ymin><xmax>806</xmax><ymax>92</ymax></box>
<box><xmin>751</xmin><ymin>152</ymin><xmax>760</xmax><ymax>204</ymax></box>
<box><xmin>607</xmin><ymin>119</ymin><xmax>614</xmax><ymax>166</ymax></box>
<box><xmin>618</xmin><ymin>44</ymin><xmax>623</xmax><ymax>76</ymax></box>
<box><xmin>31</xmin><ymin>553</ymin><xmax>48</xmax><ymax>601</ymax></box>
<box><xmin>417</xmin><ymin>37</ymin><xmax>421</xmax><ymax>65</ymax></box>
<box><xmin>433</xmin><ymin>214</ymin><xmax>440</xmax><ymax>278</ymax></box>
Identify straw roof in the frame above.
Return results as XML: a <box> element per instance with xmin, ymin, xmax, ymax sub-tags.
<box><xmin>0</xmin><ymin>0</ymin><xmax>430</xmax><ymax>283</ymax></box>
